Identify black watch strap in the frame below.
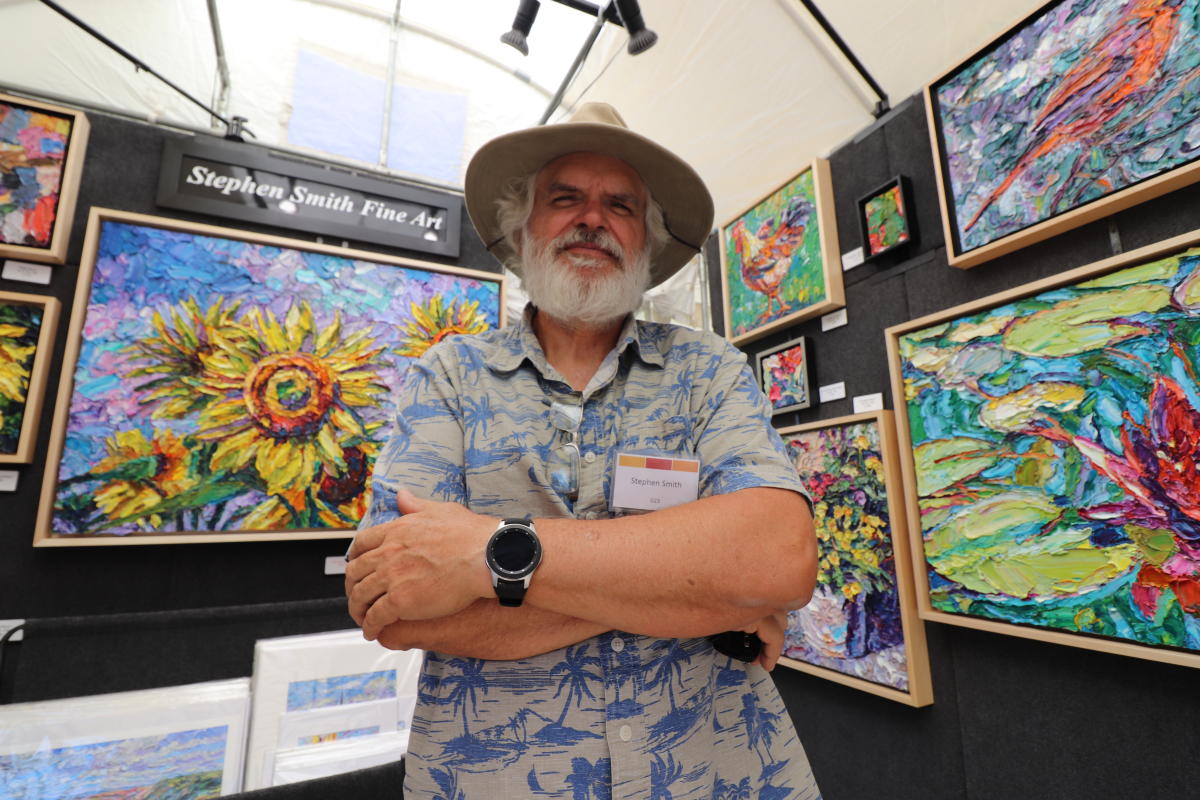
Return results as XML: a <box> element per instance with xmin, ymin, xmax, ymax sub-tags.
<box><xmin>494</xmin><ymin>578</ymin><xmax>527</xmax><ymax>607</ymax></box>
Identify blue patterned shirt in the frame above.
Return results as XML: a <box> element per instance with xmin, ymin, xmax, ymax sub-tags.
<box><xmin>363</xmin><ymin>307</ymin><xmax>820</xmax><ymax>799</ymax></box>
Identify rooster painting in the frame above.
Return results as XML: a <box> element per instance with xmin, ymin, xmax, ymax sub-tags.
<box><xmin>724</xmin><ymin>168</ymin><xmax>828</xmax><ymax>339</ymax></box>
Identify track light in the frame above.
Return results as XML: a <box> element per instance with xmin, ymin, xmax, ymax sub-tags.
<box><xmin>501</xmin><ymin>0</ymin><xmax>541</xmax><ymax>56</ymax></box>
<box><xmin>501</xmin><ymin>0</ymin><xmax>657</xmax><ymax>57</ymax></box>
<box><xmin>613</xmin><ymin>0</ymin><xmax>656</xmax><ymax>55</ymax></box>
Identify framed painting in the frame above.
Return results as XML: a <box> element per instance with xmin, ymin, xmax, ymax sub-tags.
<box><xmin>244</xmin><ymin>629</ymin><xmax>422</xmax><ymax>790</ymax></box>
<box><xmin>0</xmin><ymin>678</ymin><xmax>250</xmax><ymax>799</ymax></box>
<box><xmin>927</xmin><ymin>0</ymin><xmax>1200</xmax><ymax>269</ymax></box>
<box><xmin>0</xmin><ymin>92</ymin><xmax>89</xmax><ymax>265</ymax></box>
<box><xmin>719</xmin><ymin>159</ymin><xmax>844</xmax><ymax>345</ymax></box>
<box><xmin>35</xmin><ymin>208</ymin><xmax>504</xmax><ymax>546</ymax></box>
<box><xmin>886</xmin><ymin>227</ymin><xmax>1200</xmax><ymax>669</ymax></box>
<box><xmin>756</xmin><ymin>335</ymin><xmax>813</xmax><ymax>415</ymax></box>
<box><xmin>776</xmin><ymin>411</ymin><xmax>933</xmax><ymax>706</ymax></box>
<box><xmin>0</xmin><ymin>291</ymin><xmax>59</xmax><ymax>463</ymax></box>
<box><xmin>857</xmin><ymin>175</ymin><xmax>914</xmax><ymax>262</ymax></box>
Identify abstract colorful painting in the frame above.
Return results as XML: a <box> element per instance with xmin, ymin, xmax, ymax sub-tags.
<box><xmin>929</xmin><ymin>0</ymin><xmax>1200</xmax><ymax>268</ymax></box>
<box><xmin>35</xmin><ymin>208</ymin><xmax>503</xmax><ymax>545</ymax></box>
<box><xmin>0</xmin><ymin>291</ymin><xmax>59</xmax><ymax>464</ymax></box>
<box><xmin>0</xmin><ymin>92</ymin><xmax>89</xmax><ymax>264</ymax></box>
<box><xmin>719</xmin><ymin>159</ymin><xmax>843</xmax><ymax>345</ymax></box>
<box><xmin>776</xmin><ymin>412</ymin><xmax>932</xmax><ymax>705</ymax></box>
<box><xmin>756</xmin><ymin>335</ymin><xmax>812</xmax><ymax>415</ymax></box>
<box><xmin>0</xmin><ymin>678</ymin><xmax>249</xmax><ymax>799</ymax></box>
<box><xmin>887</xmin><ymin>232</ymin><xmax>1200</xmax><ymax>668</ymax></box>
<box><xmin>858</xmin><ymin>176</ymin><xmax>912</xmax><ymax>260</ymax></box>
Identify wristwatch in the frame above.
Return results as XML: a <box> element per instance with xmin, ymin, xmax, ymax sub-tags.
<box><xmin>484</xmin><ymin>517</ymin><xmax>542</xmax><ymax>607</ymax></box>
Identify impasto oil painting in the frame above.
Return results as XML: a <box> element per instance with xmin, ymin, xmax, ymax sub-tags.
<box><xmin>894</xmin><ymin>242</ymin><xmax>1200</xmax><ymax>659</ymax></box>
<box><xmin>41</xmin><ymin>211</ymin><xmax>501</xmax><ymax>542</ymax></box>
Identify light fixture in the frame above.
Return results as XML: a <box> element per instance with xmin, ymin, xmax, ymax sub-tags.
<box><xmin>501</xmin><ymin>0</ymin><xmax>657</xmax><ymax>57</ymax></box>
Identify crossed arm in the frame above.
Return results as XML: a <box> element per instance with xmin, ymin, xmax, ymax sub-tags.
<box><xmin>344</xmin><ymin>485</ymin><xmax>816</xmax><ymax>666</ymax></box>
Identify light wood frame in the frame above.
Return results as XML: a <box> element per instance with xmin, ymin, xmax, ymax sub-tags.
<box><xmin>776</xmin><ymin>411</ymin><xmax>933</xmax><ymax>706</ymax></box>
<box><xmin>885</xmin><ymin>227</ymin><xmax>1200</xmax><ymax>670</ymax></box>
<box><xmin>0</xmin><ymin>291</ymin><xmax>59</xmax><ymax>464</ymax></box>
<box><xmin>35</xmin><ymin>207</ymin><xmax>506</xmax><ymax>546</ymax></box>
<box><xmin>719</xmin><ymin>159</ymin><xmax>844</xmax><ymax>345</ymax></box>
<box><xmin>0</xmin><ymin>92</ymin><xmax>89</xmax><ymax>265</ymax></box>
<box><xmin>926</xmin><ymin>0</ymin><xmax>1200</xmax><ymax>269</ymax></box>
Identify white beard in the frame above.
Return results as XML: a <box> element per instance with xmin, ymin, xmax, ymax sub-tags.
<box><xmin>519</xmin><ymin>228</ymin><xmax>651</xmax><ymax>328</ymax></box>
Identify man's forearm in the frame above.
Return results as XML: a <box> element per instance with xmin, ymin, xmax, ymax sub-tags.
<box><xmin>374</xmin><ymin>598</ymin><xmax>609</xmax><ymax>660</ymax></box>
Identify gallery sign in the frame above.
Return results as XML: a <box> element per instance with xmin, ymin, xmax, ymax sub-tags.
<box><xmin>157</xmin><ymin>137</ymin><xmax>461</xmax><ymax>257</ymax></box>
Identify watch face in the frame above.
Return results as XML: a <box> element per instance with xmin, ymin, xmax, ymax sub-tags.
<box><xmin>489</xmin><ymin>525</ymin><xmax>540</xmax><ymax>576</ymax></box>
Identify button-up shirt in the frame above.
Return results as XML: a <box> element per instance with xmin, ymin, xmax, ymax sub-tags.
<box><xmin>363</xmin><ymin>308</ymin><xmax>820</xmax><ymax>799</ymax></box>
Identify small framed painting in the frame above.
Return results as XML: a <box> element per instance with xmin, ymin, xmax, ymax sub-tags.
<box><xmin>776</xmin><ymin>411</ymin><xmax>933</xmax><ymax>706</ymax></box>
<box><xmin>0</xmin><ymin>291</ymin><xmax>60</xmax><ymax>464</ymax></box>
<box><xmin>755</xmin><ymin>335</ymin><xmax>812</xmax><ymax>415</ymax></box>
<box><xmin>857</xmin><ymin>176</ymin><xmax>913</xmax><ymax>262</ymax></box>
<box><xmin>719</xmin><ymin>159</ymin><xmax>844</xmax><ymax>345</ymax></box>
<box><xmin>0</xmin><ymin>92</ymin><xmax>90</xmax><ymax>265</ymax></box>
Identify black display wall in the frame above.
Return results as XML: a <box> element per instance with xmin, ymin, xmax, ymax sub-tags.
<box><xmin>708</xmin><ymin>94</ymin><xmax>1200</xmax><ymax>800</ymax></box>
<box><xmin>0</xmin><ymin>111</ymin><xmax>498</xmax><ymax>622</ymax></box>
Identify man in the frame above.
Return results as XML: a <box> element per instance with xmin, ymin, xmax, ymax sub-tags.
<box><xmin>346</xmin><ymin>103</ymin><xmax>820</xmax><ymax>799</ymax></box>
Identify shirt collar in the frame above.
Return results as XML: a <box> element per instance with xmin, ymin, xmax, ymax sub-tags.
<box><xmin>485</xmin><ymin>305</ymin><xmax>665</xmax><ymax>375</ymax></box>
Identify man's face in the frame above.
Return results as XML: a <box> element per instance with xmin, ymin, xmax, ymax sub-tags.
<box><xmin>525</xmin><ymin>151</ymin><xmax>648</xmax><ymax>275</ymax></box>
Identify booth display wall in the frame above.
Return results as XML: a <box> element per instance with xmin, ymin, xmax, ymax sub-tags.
<box><xmin>0</xmin><ymin>111</ymin><xmax>497</xmax><ymax>623</ymax></box>
<box><xmin>708</xmin><ymin>94</ymin><xmax>1200</xmax><ymax>800</ymax></box>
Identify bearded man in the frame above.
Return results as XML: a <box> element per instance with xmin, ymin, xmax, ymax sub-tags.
<box><xmin>346</xmin><ymin>103</ymin><xmax>820</xmax><ymax>799</ymax></box>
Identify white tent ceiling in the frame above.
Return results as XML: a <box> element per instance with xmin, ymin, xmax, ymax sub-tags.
<box><xmin>0</xmin><ymin>0</ymin><xmax>1042</xmax><ymax>323</ymax></box>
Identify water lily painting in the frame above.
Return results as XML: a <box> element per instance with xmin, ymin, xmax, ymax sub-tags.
<box><xmin>719</xmin><ymin>159</ymin><xmax>843</xmax><ymax>345</ymax></box>
<box><xmin>776</xmin><ymin>412</ymin><xmax>933</xmax><ymax>706</ymax></box>
<box><xmin>35</xmin><ymin>208</ymin><xmax>503</xmax><ymax>545</ymax></box>
<box><xmin>887</xmin><ymin>232</ymin><xmax>1200</xmax><ymax>667</ymax></box>
<box><xmin>0</xmin><ymin>291</ymin><xmax>59</xmax><ymax>464</ymax></box>
<box><xmin>929</xmin><ymin>0</ymin><xmax>1200</xmax><ymax>268</ymax></box>
<box><xmin>0</xmin><ymin>92</ymin><xmax>89</xmax><ymax>264</ymax></box>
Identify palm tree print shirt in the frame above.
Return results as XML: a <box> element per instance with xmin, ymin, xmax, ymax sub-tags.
<box><xmin>363</xmin><ymin>307</ymin><xmax>821</xmax><ymax>799</ymax></box>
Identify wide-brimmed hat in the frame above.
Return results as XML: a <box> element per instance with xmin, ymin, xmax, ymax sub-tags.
<box><xmin>464</xmin><ymin>102</ymin><xmax>714</xmax><ymax>288</ymax></box>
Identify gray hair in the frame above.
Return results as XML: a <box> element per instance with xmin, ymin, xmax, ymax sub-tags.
<box><xmin>493</xmin><ymin>168</ymin><xmax>669</xmax><ymax>270</ymax></box>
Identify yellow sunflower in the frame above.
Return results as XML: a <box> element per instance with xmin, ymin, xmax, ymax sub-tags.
<box><xmin>397</xmin><ymin>296</ymin><xmax>489</xmax><ymax>358</ymax></box>
<box><xmin>241</xmin><ymin>441</ymin><xmax>378</xmax><ymax>530</ymax></box>
<box><xmin>125</xmin><ymin>298</ymin><xmax>250</xmax><ymax>419</ymax></box>
<box><xmin>0</xmin><ymin>322</ymin><xmax>35</xmax><ymax>404</ymax></box>
<box><xmin>195</xmin><ymin>302</ymin><xmax>388</xmax><ymax>495</ymax></box>
<box><xmin>91</xmin><ymin>428</ymin><xmax>198</xmax><ymax>528</ymax></box>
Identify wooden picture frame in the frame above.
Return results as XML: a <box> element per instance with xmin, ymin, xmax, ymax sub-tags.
<box><xmin>0</xmin><ymin>291</ymin><xmax>59</xmax><ymax>464</ymax></box>
<box><xmin>857</xmin><ymin>175</ymin><xmax>914</xmax><ymax>262</ymax></box>
<box><xmin>776</xmin><ymin>411</ymin><xmax>933</xmax><ymax>706</ymax></box>
<box><xmin>0</xmin><ymin>92</ymin><xmax>89</xmax><ymax>265</ymax></box>
<box><xmin>35</xmin><ymin>208</ymin><xmax>505</xmax><ymax>546</ymax></box>
<box><xmin>926</xmin><ymin>0</ymin><xmax>1200</xmax><ymax>269</ymax></box>
<box><xmin>886</xmin><ymin>227</ymin><xmax>1200</xmax><ymax>669</ymax></box>
<box><xmin>719</xmin><ymin>159</ymin><xmax>843</xmax><ymax>345</ymax></box>
<box><xmin>755</xmin><ymin>335</ymin><xmax>813</xmax><ymax>415</ymax></box>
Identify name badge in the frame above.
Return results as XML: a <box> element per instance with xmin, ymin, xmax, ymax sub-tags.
<box><xmin>611</xmin><ymin>453</ymin><xmax>700</xmax><ymax>511</ymax></box>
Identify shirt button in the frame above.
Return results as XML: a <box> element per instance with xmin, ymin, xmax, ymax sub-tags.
<box><xmin>611</xmin><ymin>637</ymin><xmax>625</xmax><ymax>652</ymax></box>
<box><xmin>619</xmin><ymin>724</ymin><xmax>633</xmax><ymax>741</ymax></box>
<box><xmin>584</xmin><ymin>451</ymin><xmax>596</xmax><ymax>464</ymax></box>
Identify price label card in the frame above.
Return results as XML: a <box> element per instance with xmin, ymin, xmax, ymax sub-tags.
<box><xmin>611</xmin><ymin>454</ymin><xmax>699</xmax><ymax>512</ymax></box>
<box><xmin>853</xmin><ymin>393</ymin><xmax>884</xmax><ymax>413</ymax></box>
<box><xmin>0</xmin><ymin>471</ymin><xmax>17</xmax><ymax>492</ymax></box>
<box><xmin>324</xmin><ymin>556</ymin><xmax>347</xmax><ymax>575</ymax></box>
<box><xmin>2</xmin><ymin>260</ymin><xmax>52</xmax><ymax>285</ymax></box>
<box><xmin>821</xmin><ymin>308</ymin><xmax>848</xmax><ymax>331</ymax></box>
<box><xmin>841</xmin><ymin>247</ymin><xmax>865</xmax><ymax>271</ymax></box>
<box><xmin>818</xmin><ymin>382</ymin><xmax>847</xmax><ymax>403</ymax></box>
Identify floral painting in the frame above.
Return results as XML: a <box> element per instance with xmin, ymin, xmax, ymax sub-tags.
<box><xmin>40</xmin><ymin>212</ymin><xmax>501</xmax><ymax>541</ymax></box>
<box><xmin>756</xmin><ymin>336</ymin><xmax>811</xmax><ymax>415</ymax></box>
<box><xmin>0</xmin><ymin>93</ymin><xmax>88</xmax><ymax>263</ymax></box>
<box><xmin>720</xmin><ymin>160</ymin><xmax>842</xmax><ymax>344</ymax></box>
<box><xmin>931</xmin><ymin>0</ymin><xmax>1200</xmax><ymax>261</ymax></box>
<box><xmin>779</xmin><ymin>418</ymin><xmax>914</xmax><ymax>694</ymax></box>
<box><xmin>860</xmin><ymin>178</ymin><xmax>911</xmax><ymax>258</ymax></box>
<box><xmin>0</xmin><ymin>299</ymin><xmax>44</xmax><ymax>454</ymax></box>
<box><xmin>894</xmin><ymin>242</ymin><xmax>1200</xmax><ymax>660</ymax></box>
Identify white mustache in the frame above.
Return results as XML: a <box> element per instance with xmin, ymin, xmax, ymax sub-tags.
<box><xmin>554</xmin><ymin>229</ymin><xmax>624</xmax><ymax>263</ymax></box>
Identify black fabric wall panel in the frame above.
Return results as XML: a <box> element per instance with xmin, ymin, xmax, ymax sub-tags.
<box><xmin>884</xmin><ymin>93</ymin><xmax>945</xmax><ymax>254</ymax></box>
<box><xmin>829</xmin><ymin>114</ymin><xmax>889</xmax><ymax>280</ymax></box>
<box><xmin>1113</xmin><ymin>179</ymin><xmax>1200</xmax><ymax>254</ymax></box>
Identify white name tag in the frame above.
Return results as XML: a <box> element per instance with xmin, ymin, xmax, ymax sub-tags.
<box><xmin>611</xmin><ymin>453</ymin><xmax>700</xmax><ymax>511</ymax></box>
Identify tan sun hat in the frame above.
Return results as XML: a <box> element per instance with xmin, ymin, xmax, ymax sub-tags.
<box><xmin>464</xmin><ymin>102</ymin><xmax>714</xmax><ymax>288</ymax></box>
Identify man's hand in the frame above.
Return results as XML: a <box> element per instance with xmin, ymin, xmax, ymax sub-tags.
<box><xmin>345</xmin><ymin>489</ymin><xmax>495</xmax><ymax>640</ymax></box>
<box><xmin>745</xmin><ymin>610</ymin><xmax>790</xmax><ymax>672</ymax></box>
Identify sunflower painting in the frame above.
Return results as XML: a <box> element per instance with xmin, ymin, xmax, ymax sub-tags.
<box><xmin>0</xmin><ymin>292</ymin><xmax>58</xmax><ymax>464</ymax></box>
<box><xmin>37</xmin><ymin>210</ymin><xmax>502</xmax><ymax>543</ymax></box>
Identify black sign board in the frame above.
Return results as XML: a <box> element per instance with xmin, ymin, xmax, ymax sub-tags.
<box><xmin>157</xmin><ymin>137</ymin><xmax>462</xmax><ymax>258</ymax></box>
